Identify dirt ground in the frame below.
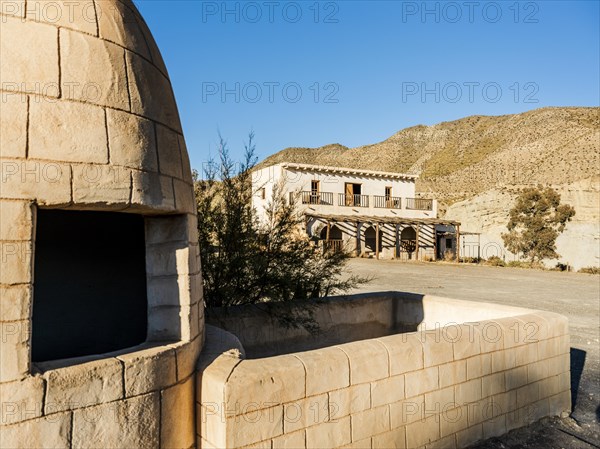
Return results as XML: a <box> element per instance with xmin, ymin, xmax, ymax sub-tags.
<box><xmin>346</xmin><ymin>259</ymin><xmax>600</xmax><ymax>448</ymax></box>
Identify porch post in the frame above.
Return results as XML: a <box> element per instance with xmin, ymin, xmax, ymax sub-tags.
<box><xmin>432</xmin><ymin>225</ymin><xmax>437</xmax><ymax>261</ymax></box>
<box><xmin>415</xmin><ymin>224</ymin><xmax>420</xmax><ymax>261</ymax></box>
<box><xmin>456</xmin><ymin>225</ymin><xmax>461</xmax><ymax>263</ymax></box>
<box><xmin>375</xmin><ymin>222</ymin><xmax>380</xmax><ymax>260</ymax></box>
<box><xmin>356</xmin><ymin>221</ymin><xmax>360</xmax><ymax>256</ymax></box>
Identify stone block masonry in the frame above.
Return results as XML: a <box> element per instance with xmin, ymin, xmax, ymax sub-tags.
<box><xmin>196</xmin><ymin>296</ymin><xmax>571</xmax><ymax>449</ymax></box>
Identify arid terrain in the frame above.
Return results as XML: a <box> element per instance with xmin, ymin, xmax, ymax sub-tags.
<box><xmin>261</xmin><ymin>107</ymin><xmax>600</xmax><ymax>269</ymax></box>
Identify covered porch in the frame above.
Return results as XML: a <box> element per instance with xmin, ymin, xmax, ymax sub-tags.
<box><xmin>306</xmin><ymin>213</ymin><xmax>462</xmax><ymax>262</ymax></box>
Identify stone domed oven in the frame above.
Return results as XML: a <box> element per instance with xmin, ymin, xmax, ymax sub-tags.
<box><xmin>0</xmin><ymin>1</ymin><xmax>203</xmax><ymax>447</ymax></box>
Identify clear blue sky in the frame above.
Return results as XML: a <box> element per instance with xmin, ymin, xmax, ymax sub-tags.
<box><xmin>134</xmin><ymin>1</ymin><xmax>600</xmax><ymax>169</ymax></box>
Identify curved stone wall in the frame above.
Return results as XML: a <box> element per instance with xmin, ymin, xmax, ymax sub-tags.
<box><xmin>0</xmin><ymin>1</ymin><xmax>203</xmax><ymax>447</ymax></box>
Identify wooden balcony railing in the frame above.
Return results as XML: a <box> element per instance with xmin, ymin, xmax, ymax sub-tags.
<box><xmin>374</xmin><ymin>195</ymin><xmax>402</xmax><ymax>209</ymax></box>
<box><xmin>289</xmin><ymin>191</ymin><xmax>334</xmax><ymax>205</ymax></box>
<box><xmin>323</xmin><ymin>239</ymin><xmax>344</xmax><ymax>253</ymax></box>
<box><xmin>405</xmin><ymin>198</ymin><xmax>433</xmax><ymax>211</ymax></box>
<box><xmin>338</xmin><ymin>193</ymin><xmax>369</xmax><ymax>207</ymax></box>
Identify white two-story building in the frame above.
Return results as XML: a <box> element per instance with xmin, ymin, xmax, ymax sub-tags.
<box><xmin>252</xmin><ymin>162</ymin><xmax>461</xmax><ymax>260</ymax></box>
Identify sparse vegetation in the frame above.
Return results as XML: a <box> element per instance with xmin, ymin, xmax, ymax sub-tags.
<box><xmin>579</xmin><ymin>266</ymin><xmax>600</xmax><ymax>275</ymax></box>
<box><xmin>502</xmin><ymin>186</ymin><xmax>576</xmax><ymax>264</ymax></box>
<box><xmin>485</xmin><ymin>256</ymin><xmax>506</xmax><ymax>267</ymax></box>
<box><xmin>194</xmin><ymin>134</ymin><xmax>369</xmax><ymax>333</ymax></box>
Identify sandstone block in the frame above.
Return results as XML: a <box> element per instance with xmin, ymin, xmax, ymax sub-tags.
<box><xmin>390</xmin><ymin>395</ymin><xmax>424</xmax><ymax>427</ymax></box>
<box><xmin>547</xmin><ymin>354</ymin><xmax>569</xmax><ymax>377</ymax></box>
<box><xmin>0</xmin><ymin>320</ymin><xmax>30</xmax><ymax>382</ymax></box>
<box><xmin>351</xmin><ymin>405</ymin><xmax>390</xmax><ymax>442</ymax></box>
<box><xmin>455</xmin><ymin>378</ymin><xmax>482</xmax><ymax>406</ymax></box>
<box><xmin>72</xmin><ymin>393</ymin><xmax>160</xmax><ymax>449</ymax></box>
<box><xmin>0</xmin><ymin>240</ymin><xmax>32</xmax><ymax>285</ymax></box>
<box><xmin>178</xmin><ymin>134</ymin><xmax>193</xmax><ymax>182</ymax></box>
<box><xmin>439</xmin><ymin>360</ymin><xmax>466</xmax><ymax>388</ymax></box>
<box><xmin>453</xmin><ymin>324</ymin><xmax>481</xmax><ymax>360</ymax></box>
<box><xmin>161</xmin><ymin>378</ymin><xmax>195</xmax><ymax>449</ymax></box>
<box><xmin>305</xmin><ymin>415</ymin><xmax>351</xmax><ymax>448</ymax></box>
<box><xmin>42</xmin><ymin>357</ymin><xmax>123</xmax><ymax>413</ymax></box>
<box><xmin>156</xmin><ymin>124</ymin><xmax>183</xmax><ymax>179</ymax></box>
<box><xmin>60</xmin><ymin>28</ymin><xmax>129</xmax><ymax>109</ymax></box>
<box><xmin>72</xmin><ymin>163</ymin><xmax>131</xmax><ymax>207</ymax></box>
<box><xmin>548</xmin><ymin>390</ymin><xmax>571</xmax><ymax>416</ymax></box>
<box><xmin>371</xmin><ymin>375</ymin><xmax>405</xmax><ymax>407</ymax></box>
<box><xmin>175</xmin><ymin>338</ymin><xmax>202</xmax><ymax>380</ymax></box>
<box><xmin>272</xmin><ymin>429</ymin><xmax>305</xmax><ymax>449</ymax></box>
<box><xmin>0</xmin><ymin>200</ymin><xmax>32</xmax><ymax>241</ymax></box>
<box><xmin>283</xmin><ymin>394</ymin><xmax>328</xmax><ymax>433</ymax></box>
<box><xmin>377</xmin><ymin>333</ymin><xmax>423</xmax><ymax>375</ymax></box>
<box><xmin>146</xmin><ymin>242</ymin><xmax>178</xmax><ymax>277</ymax></box>
<box><xmin>133</xmin><ymin>10</ymin><xmax>169</xmax><ymax>76</ymax></box>
<box><xmin>0</xmin><ymin>284</ymin><xmax>31</xmax><ymax>322</ymax></box>
<box><xmin>405</xmin><ymin>366</ymin><xmax>438</xmax><ymax>398</ymax></box>
<box><xmin>295</xmin><ymin>347</ymin><xmax>349</xmax><ymax>396</ymax></box>
<box><xmin>516</xmin><ymin>383</ymin><xmax>539</xmax><ymax>409</ymax></box>
<box><xmin>422</xmin><ymin>330</ymin><xmax>453</xmax><ymax>367</ymax></box>
<box><xmin>127</xmin><ymin>51</ymin><xmax>181</xmax><ymax>132</ymax></box>
<box><xmin>478</xmin><ymin>321</ymin><xmax>504</xmax><ymax>353</ymax></box>
<box><xmin>515</xmin><ymin>342</ymin><xmax>538</xmax><ymax>367</ymax></box>
<box><xmin>427</xmin><ymin>434</ymin><xmax>457</xmax><ymax>449</ymax></box>
<box><xmin>0</xmin><ymin>375</ymin><xmax>44</xmax><ymax>424</ymax></box>
<box><xmin>174</xmin><ymin>178</ymin><xmax>196</xmax><ymax>214</ymax></box>
<box><xmin>466</xmin><ymin>353</ymin><xmax>491</xmax><ymax>380</ymax></box>
<box><xmin>116</xmin><ymin>344</ymin><xmax>176</xmax><ymax>396</ymax></box>
<box><xmin>147</xmin><ymin>305</ymin><xmax>181</xmax><ymax>341</ymax></box>
<box><xmin>28</xmin><ymin>0</ymin><xmax>97</xmax><ymax>34</ymax></box>
<box><xmin>439</xmin><ymin>405</ymin><xmax>468</xmax><ymax>438</ymax></box>
<box><xmin>425</xmin><ymin>385</ymin><xmax>455</xmax><ymax>413</ymax></box>
<box><xmin>372</xmin><ymin>427</ymin><xmax>406</xmax><ymax>449</ymax></box>
<box><xmin>504</xmin><ymin>365</ymin><xmax>528</xmax><ymax>391</ymax></box>
<box><xmin>536</xmin><ymin>311</ymin><xmax>569</xmax><ymax>339</ymax></box>
<box><xmin>456</xmin><ymin>424</ymin><xmax>483</xmax><ymax>448</ymax></box>
<box><xmin>337</xmin><ymin>340</ymin><xmax>389</xmax><ymax>384</ymax></box>
<box><xmin>557</xmin><ymin>371</ymin><xmax>570</xmax><ymax>393</ymax></box>
<box><xmin>106</xmin><ymin>109</ymin><xmax>157</xmax><ymax>170</ymax></box>
<box><xmin>481</xmin><ymin>372</ymin><xmax>505</xmax><ymax>398</ymax></box>
<box><xmin>226</xmin><ymin>404</ymin><xmax>283</xmax><ymax>447</ymax></box>
<box><xmin>0</xmin><ymin>17</ymin><xmax>58</xmax><ymax>94</ymax></box>
<box><xmin>492</xmin><ymin>390</ymin><xmax>517</xmax><ymax>415</ymax></box>
<box><xmin>147</xmin><ymin>275</ymin><xmax>180</xmax><ymax>308</ymax></box>
<box><xmin>482</xmin><ymin>414</ymin><xmax>507</xmax><ymax>440</ymax></box>
<box><xmin>527</xmin><ymin>359</ymin><xmax>549</xmax><ymax>383</ymax></box>
<box><xmin>29</xmin><ymin>100</ymin><xmax>107</xmax><ymax>164</ymax></box>
<box><xmin>0</xmin><ymin>411</ymin><xmax>71</xmax><ymax>449</ymax></box>
<box><xmin>145</xmin><ymin>214</ymin><xmax>189</xmax><ymax>244</ymax></box>
<box><xmin>96</xmin><ymin>0</ymin><xmax>151</xmax><ymax>59</ymax></box>
<box><xmin>0</xmin><ymin>93</ymin><xmax>27</xmax><ymax>158</ymax></box>
<box><xmin>341</xmin><ymin>437</ymin><xmax>372</xmax><ymax>449</ymax></box>
<box><xmin>405</xmin><ymin>414</ymin><xmax>439</xmax><ymax>448</ymax></box>
<box><xmin>0</xmin><ymin>0</ymin><xmax>25</xmax><ymax>17</ymax></box>
<box><xmin>226</xmin><ymin>355</ymin><xmax>305</xmax><ymax>408</ymax></box>
<box><xmin>130</xmin><ymin>170</ymin><xmax>175</xmax><ymax>211</ymax></box>
<box><xmin>0</xmin><ymin>159</ymin><xmax>72</xmax><ymax>205</ymax></box>
<box><xmin>329</xmin><ymin>383</ymin><xmax>370</xmax><ymax>419</ymax></box>
<box><xmin>197</xmin><ymin>353</ymin><xmax>241</xmax><ymax>406</ymax></box>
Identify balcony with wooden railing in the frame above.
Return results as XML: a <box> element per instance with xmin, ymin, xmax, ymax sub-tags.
<box><xmin>323</xmin><ymin>239</ymin><xmax>344</xmax><ymax>253</ymax></box>
<box><xmin>374</xmin><ymin>195</ymin><xmax>402</xmax><ymax>209</ymax></box>
<box><xmin>405</xmin><ymin>197</ymin><xmax>433</xmax><ymax>211</ymax></box>
<box><xmin>338</xmin><ymin>193</ymin><xmax>370</xmax><ymax>207</ymax></box>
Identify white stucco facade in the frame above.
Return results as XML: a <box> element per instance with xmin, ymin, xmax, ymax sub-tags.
<box><xmin>252</xmin><ymin>163</ymin><xmax>438</xmax><ymax>221</ymax></box>
<box><xmin>252</xmin><ymin>163</ymin><xmax>459</xmax><ymax>261</ymax></box>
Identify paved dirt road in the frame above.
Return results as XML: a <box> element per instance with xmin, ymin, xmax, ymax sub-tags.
<box><xmin>345</xmin><ymin>259</ymin><xmax>600</xmax><ymax>447</ymax></box>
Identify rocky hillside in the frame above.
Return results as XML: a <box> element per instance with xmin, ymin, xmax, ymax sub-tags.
<box><xmin>260</xmin><ymin>107</ymin><xmax>598</xmax><ymax>204</ymax></box>
<box><xmin>260</xmin><ymin>106</ymin><xmax>600</xmax><ymax>268</ymax></box>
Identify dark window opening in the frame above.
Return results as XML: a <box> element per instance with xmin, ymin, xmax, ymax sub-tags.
<box><xmin>446</xmin><ymin>238</ymin><xmax>453</xmax><ymax>249</ymax></box>
<box><xmin>32</xmin><ymin>210</ymin><xmax>147</xmax><ymax>363</ymax></box>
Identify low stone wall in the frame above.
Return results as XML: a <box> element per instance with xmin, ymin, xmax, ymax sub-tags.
<box><xmin>196</xmin><ymin>294</ymin><xmax>571</xmax><ymax>449</ymax></box>
<box><xmin>0</xmin><ymin>339</ymin><xmax>201</xmax><ymax>449</ymax></box>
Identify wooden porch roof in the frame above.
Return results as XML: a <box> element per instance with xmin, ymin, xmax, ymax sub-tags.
<box><xmin>305</xmin><ymin>213</ymin><xmax>461</xmax><ymax>227</ymax></box>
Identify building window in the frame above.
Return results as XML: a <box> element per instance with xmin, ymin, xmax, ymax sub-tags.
<box><xmin>446</xmin><ymin>238</ymin><xmax>453</xmax><ymax>249</ymax></box>
<box><xmin>32</xmin><ymin>210</ymin><xmax>147</xmax><ymax>363</ymax></box>
<box><xmin>261</xmin><ymin>188</ymin><xmax>266</xmax><ymax>199</ymax></box>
